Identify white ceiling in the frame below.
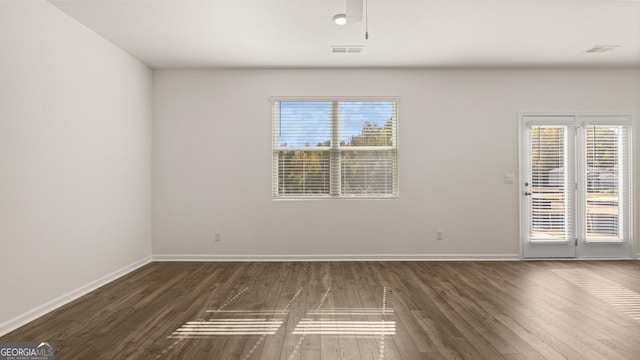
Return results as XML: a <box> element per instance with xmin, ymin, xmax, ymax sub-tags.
<box><xmin>49</xmin><ymin>0</ymin><xmax>640</xmax><ymax>69</ymax></box>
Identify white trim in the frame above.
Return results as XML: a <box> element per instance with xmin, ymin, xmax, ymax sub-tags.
<box><xmin>273</xmin><ymin>146</ymin><xmax>331</xmax><ymax>151</ymax></box>
<box><xmin>584</xmin><ymin>239</ymin><xmax>628</xmax><ymax>244</ymax></box>
<box><xmin>519</xmin><ymin>111</ymin><xmax>633</xmax><ymax>117</ymax></box>
<box><xmin>273</xmin><ymin>195</ymin><xmax>399</xmax><ymax>201</ymax></box>
<box><xmin>529</xmin><ymin>240</ymin><xmax>571</xmax><ymax>245</ymax></box>
<box><xmin>518</xmin><ymin>113</ymin><xmax>525</xmax><ymax>259</ymax></box>
<box><xmin>270</xmin><ymin>96</ymin><xmax>400</xmax><ymax>102</ymax></box>
<box><xmin>339</xmin><ymin>146</ymin><xmax>397</xmax><ymax>151</ymax></box>
<box><xmin>152</xmin><ymin>254</ymin><xmax>521</xmax><ymax>262</ymax></box>
<box><xmin>525</xmin><ymin>257</ymin><xmax>636</xmax><ymax>261</ymax></box>
<box><xmin>0</xmin><ymin>256</ymin><xmax>151</xmax><ymax>337</ymax></box>
<box><xmin>579</xmin><ymin>115</ymin><xmax>633</xmax><ymax>126</ymax></box>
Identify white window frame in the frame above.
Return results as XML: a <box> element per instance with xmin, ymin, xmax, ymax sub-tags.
<box><xmin>272</xmin><ymin>97</ymin><xmax>399</xmax><ymax>200</ymax></box>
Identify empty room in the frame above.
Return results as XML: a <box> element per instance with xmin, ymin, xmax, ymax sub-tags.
<box><xmin>1</xmin><ymin>0</ymin><xmax>640</xmax><ymax>359</ymax></box>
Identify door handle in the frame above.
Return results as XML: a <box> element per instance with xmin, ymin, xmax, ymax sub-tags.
<box><xmin>524</xmin><ymin>192</ymin><xmax>532</xmax><ymax>196</ymax></box>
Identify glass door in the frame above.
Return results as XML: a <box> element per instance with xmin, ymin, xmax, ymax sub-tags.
<box><xmin>521</xmin><ymin>116</ymin><xmax>576</xmax><ymax>258</ymax></box>
<box><xmin>576</xmin><ymin>116</ymin><xmax>633</xmax><ymax>258</ymax></box>
<box><xmin>520</xmin><ymin>114</ymin><xmax>634</xmax><ymax>259</ymax></box>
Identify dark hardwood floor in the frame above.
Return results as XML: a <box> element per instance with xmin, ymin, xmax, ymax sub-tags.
<box><xmin>3</xmin><ymin>261</ymin><xmax>640</xmax><ymax>359</ymax></box>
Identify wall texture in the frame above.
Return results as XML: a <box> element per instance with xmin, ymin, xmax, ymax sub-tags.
<box><xmin>0</xmin><ymin>1</ymin><xmax>152</xmax><ymax>329</ymax></box>
<box><xmin>153</xmin><ymin>68</ymin><xmax>640</xmax><ymax>259</ymax></box>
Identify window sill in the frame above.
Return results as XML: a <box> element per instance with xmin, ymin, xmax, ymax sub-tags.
<box><xmin>273</xmin><ymin>195</ymin><xmax>399</xmax><ymax>201</ymax></box>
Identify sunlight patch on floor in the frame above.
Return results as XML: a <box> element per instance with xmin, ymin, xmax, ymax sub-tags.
<box><xmin>552</xmin><ymin>268</ymin><xmax>640</xmax><ymax>320</ymax></box>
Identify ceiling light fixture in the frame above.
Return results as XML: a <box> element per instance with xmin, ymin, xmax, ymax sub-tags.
<box><xmin>332</xmin><ymin>14</ymin><xmax>347</xmax><ymax>25</ymax></box>
<box><xmin>332</xmin><ymin>0</ymin><xmax>369</xmax><ymax>39</ymax></box>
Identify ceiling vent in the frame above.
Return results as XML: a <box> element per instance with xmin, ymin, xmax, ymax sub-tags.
<box><xmin>585</xmin><ymin>45</ymin><xmax>619</xmax><ymax>53</ymax></box>
<box><xmin>331</xmin><ymin>45</ymin><xmax>364</xmax><ymax>54</ymax></box>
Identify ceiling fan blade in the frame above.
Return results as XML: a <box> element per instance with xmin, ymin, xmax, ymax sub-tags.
<box><xmin>346</xmin><ymin>0</ymin><xmax>363</xmax><ymax>23</ymax></box>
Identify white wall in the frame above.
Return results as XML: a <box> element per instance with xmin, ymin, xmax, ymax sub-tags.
<box><xmin>0</xmin><ymin>1</ymin><xmax>152</xmax><ymax>330</ymax></box>
<box><xmin>153</xmin><ymin>68</ymin><xmax>640</xmax><ymax>258</ymax></box>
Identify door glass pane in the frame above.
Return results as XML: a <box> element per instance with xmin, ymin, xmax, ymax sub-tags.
<box><xmin>530</xmin><ymin>126</ymin><xmax>568</xmax><ymax>240</ymax></box>
<box><xmin>586</xmin><ymin>126</ymin><xmax>621</xmax><ymax>240</ymax></box>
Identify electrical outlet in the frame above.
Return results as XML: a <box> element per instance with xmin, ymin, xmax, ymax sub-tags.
<box><xmin>436</xmin><ymin>230</ymin><xmax>444</xmax><ymax>241</ymax></box>
<box><xmin>215</xmin><ymin>232</ymin><xmax>221</xmax><ymax>242</ymax></box>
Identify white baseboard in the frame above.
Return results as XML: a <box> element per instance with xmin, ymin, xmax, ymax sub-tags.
<box><xmin>152</xmin><ymin>254</ymin><xmax>521</xmax><ymax>262</ymax></box>
<box><xmin>0</xmin><ymin>256</ymin><xmax>151</xmax><ymax>337</ymax></box>
<box><xmin>524</xmin><ymin>257</ymin><xmax>636</xmax><ymax>261</ymax></box>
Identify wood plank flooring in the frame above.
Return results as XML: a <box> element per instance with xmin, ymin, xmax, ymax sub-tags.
<box><xmin>2</xmin><ymin>261</ymin><xmax>640</xmax><ymax>359</ymax></box>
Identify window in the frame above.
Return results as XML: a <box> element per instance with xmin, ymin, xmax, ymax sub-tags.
<box><xmin>272</xmin><ymin>99</ymin><xmax>398</xmax><ymax>199</ymax></box>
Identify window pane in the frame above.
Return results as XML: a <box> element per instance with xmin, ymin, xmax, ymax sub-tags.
<box><xmin>586</xmin><ymin>125</ymin><xmax>621</xmax><ymax>240</ymax></box>
<box><xmin>276</xmin><ymin>102</ymin><xmax>332</xmax><ymax>147</ymax></box>
<box><xmin>530</xmin><ymin>126</ymin><xmax>568</xmax><ymax>240</ymax></box>
<box><xmin>341</xmin><ymin>150</ymin><xmax>396</xmax><ymax>196</ymax></box>
<box><xmin>277</xmin><ymin>150</ymin><xmax>330</xmax><ymax>196</ymax></box>
<box><xmin>339</xmin><ymin>101</ymin><xmax>395</xmax><ymax>147</ymax></box>
<box><xmin>273</xmin><ymin>99</ymin><xmax>398</xmax><ymax>199</ymax></box>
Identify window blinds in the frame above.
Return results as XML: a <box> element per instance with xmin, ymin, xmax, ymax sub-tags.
<box><xmin>272</xmin><ymin>102</ymin><xmax>332</xmax><ymax>197</ymax></box>
<box><xmin>585</xmin><ymin>124</ymin><xmax>629</xmax><ymax>242</ymax></box>
<box><xmin>529</xmin><ymin>125</ymin><xmax>573</xmax><ymax>241</ymax></box>
<box><xmin>272</xmin><ymin>100</ymin><xmax>398</xmax><ymax>198</ymax></box>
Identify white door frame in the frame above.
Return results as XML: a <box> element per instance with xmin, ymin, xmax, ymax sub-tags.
<box><xmin>519</xmin><ymin>115</ymin><xmax>577</xmax><ymax>258</ymax></box>
<box><xmin>519</xmin><ymin>112</ymin><xmax>635</xmax><ymax>260</ymax></box>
